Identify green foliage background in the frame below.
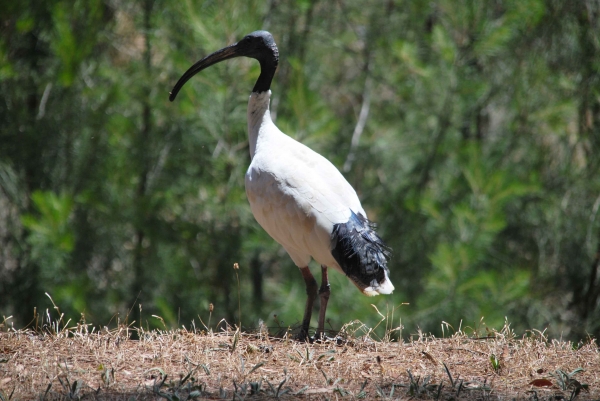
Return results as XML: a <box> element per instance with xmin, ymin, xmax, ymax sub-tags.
<box><xmin>1</xmin><ymin>0</ymin><xmax>599</xmax><ymax>340</ymax></box>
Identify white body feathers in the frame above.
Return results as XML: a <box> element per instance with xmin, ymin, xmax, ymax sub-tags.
<box><xmin>244</xmin><ymin>91</ymin><xmax>394</xmax><ymax>295</ymax></box>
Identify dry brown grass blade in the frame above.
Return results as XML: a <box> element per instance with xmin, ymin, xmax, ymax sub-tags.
<box><xmin>0</xmin><ymin>324</ymin><xmax>598</xmax><ymax>400</ymax></box>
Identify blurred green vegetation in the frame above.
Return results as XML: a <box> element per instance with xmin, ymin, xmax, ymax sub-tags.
<box><xmin>1</xmin><ymin>0</ymin><xmax>599</xmax><ymax>340</ymax></box>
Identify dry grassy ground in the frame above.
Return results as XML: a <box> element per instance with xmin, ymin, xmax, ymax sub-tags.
<box><xmin>1</xmin><ymin>322</ymin><xmax>599</xmax><ymax>400</ymax></box>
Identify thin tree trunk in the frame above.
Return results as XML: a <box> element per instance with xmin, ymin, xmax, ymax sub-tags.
<box><xmin>132</xmin><ymin>0</ymin><xmax>153</xmax><ymax>307</ymax></box>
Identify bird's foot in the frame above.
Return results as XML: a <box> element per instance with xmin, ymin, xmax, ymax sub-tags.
<box><xmin>311</xmin><ymin>331</ymin><xmax>339</xmax><ymax>344</ymax></box>
<box><xmin>295</xmin><ymin>330</ymin><xmax>312</xmax><ymax>343</ymax></box>
<box><xmin>295</xmin><ymin>328</ymin><xmax>345</xmax><ymax>344</ymax></box>
<box><xmin>312</xmin><ymin>332</ymin><xmax>347</xmax><ymax>345</ymax></box>
<box><xmin>295</xmin><ymin>330</ymin><xmax>328</xmax><ymax>343</ymax></box>
<box><xmin>312</xmin><ymin>331</ymin><xmax>326</xmax><ymax>343</ymax></box>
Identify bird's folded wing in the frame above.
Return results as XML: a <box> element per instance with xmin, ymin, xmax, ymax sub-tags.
<box><xmin>245</xmin><ymin>138</ymin><xmax>366</xmax><ymax>266</ymax></box>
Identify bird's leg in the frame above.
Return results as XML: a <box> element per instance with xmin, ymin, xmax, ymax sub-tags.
<box><xmin>316</xmin><ymin>265</ymin><xmax>331</xmax><ymax>339</ymax></box>
<box><xmin>298</xmin><ymin>266</ymin><xmax>318</xmax><ymax>341</ymax></box>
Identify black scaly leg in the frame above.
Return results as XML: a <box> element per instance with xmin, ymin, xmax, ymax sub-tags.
<box><xmin>316</xmin><ymin>265</ymin><xmax>331</xmax><ymax>339</ymax></box>
<box><xmin>298</xmin><ymin>266</ymin><xmax>317</xmax><ymax>341</ymax></box>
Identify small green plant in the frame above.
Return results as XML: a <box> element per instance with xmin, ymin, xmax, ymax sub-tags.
<box><xmin>550</xmin><ymin>368</ymin><xmax>588</xmax><ymax>399</ymax></box>
<box><xmin>264</xmin><ymin>368</ymin><xmax>289</xmax><ymax>399</ymax></box>
<box><xmin>150</xmin><ymin>369</ymin><xmax>206</xmax><ymax>400</ymax></box>
<box><xmin>0</xmin><ymin>387</ymin><xmax>15</xmax><ymax>401</ymax></box>
<box><xmin>57</xmin><ymin>376</ymin><xmax>82</xmax><ymax>399</ymax></box>
<box><xmin>355</xmin><ymin>379</ymin><xmax>368</xmax><ymax>399</ymax></box>
<box><xmin>405</xmin><ymin>369</ymin><xmax>440</xmax><ymax>398</ymax></box>
<box><xmin>443</xmin><ymin>362</ymin><xmax>465</xmax><ymax>398</ymax></box>
<box><xmin>99</xmin><ymin>364</ymin><xmax>114</xmax><ymax>386</ymax></box>
<box><xmin>490</xmin><ymin>353</ymin><xmax>501</xmax><ymax>372</ymax></box>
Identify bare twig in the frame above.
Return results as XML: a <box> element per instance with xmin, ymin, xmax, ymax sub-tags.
<box><xmin>36</xmin><ymin>83</ymin><xmax>52</xmax><ymax>120</ymax></box>
<box><xmin>343</xmin><ymin>64</ymin><xmax>372</xmax><ymax>173</ymax></box>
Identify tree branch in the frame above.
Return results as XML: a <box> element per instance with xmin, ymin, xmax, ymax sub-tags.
<box><xmin>343</xmin><ymin>63</ymin><xmax>372</xmax><ymax>173</ymax></box>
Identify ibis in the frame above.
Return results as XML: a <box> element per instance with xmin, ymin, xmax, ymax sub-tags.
<box><xmin>169</xmin><ymin>31</ymin><xmax>393</xmax><ymax>340</ymax></box>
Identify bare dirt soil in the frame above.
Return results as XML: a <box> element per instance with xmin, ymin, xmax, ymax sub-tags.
<box><xmin>1</xmin><ymin>322</ymin><xmax>598</xmax><ymax>400</ymax></box>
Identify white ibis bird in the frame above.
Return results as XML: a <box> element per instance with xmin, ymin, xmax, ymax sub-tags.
<box><xmin>170</xmin><ymin>31</ymin><xmax>393</xmax><ymax>340</ymax></box>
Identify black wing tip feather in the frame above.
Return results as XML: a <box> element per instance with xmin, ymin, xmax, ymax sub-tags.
<box><xmin>330</xmin><ymin>211</ymin><xmax>391</xmax><ymax>282</ymax></box>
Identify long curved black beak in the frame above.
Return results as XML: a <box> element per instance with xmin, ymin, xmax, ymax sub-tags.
<box><xmin>169</xmin><ymin>43</ymin><xmax>241</xmax><ymax>102</ymax></box>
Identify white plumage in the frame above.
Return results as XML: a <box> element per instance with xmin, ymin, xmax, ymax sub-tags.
<box><xmin>246</xmin><ymin>92</ymin><xmax>359</xmax><ymax>267</ymax></box>
<box><xmin>170</xmin><ymin>31</ymin><xmax>393</xmax><ymax>340</ymax></box>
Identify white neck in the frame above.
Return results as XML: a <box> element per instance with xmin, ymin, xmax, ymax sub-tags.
<box><xmin>247</xmin><ymin>91</ymin><xmax>275</xmax><ymax>159</ymax></box>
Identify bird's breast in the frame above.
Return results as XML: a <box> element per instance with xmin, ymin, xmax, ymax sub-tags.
<box><xmin>246</xmin><ymin>164</ymin><xmax>317</xmax><ymax>238</ymax></box>
<box><xmin>245</xmin><ymin>156</ymin><xmax>343</xmax><ymax>268</ymax></box>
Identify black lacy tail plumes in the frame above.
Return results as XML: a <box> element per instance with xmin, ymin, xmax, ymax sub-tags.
<box><xmin>331</xmin><ymin>210</ymin><xmax>391</xmax><ymax>286</ymax></box>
